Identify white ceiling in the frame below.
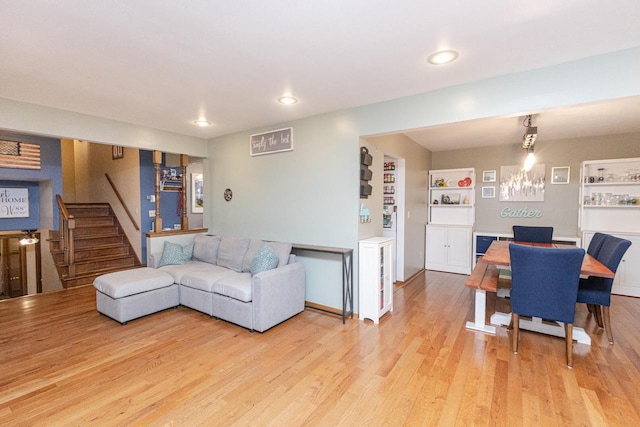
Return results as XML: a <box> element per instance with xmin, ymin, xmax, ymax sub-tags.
<box><xmin>1</xmin><ymin>1</ymin><xmax>640</xmax><ymax>149</ymax></box>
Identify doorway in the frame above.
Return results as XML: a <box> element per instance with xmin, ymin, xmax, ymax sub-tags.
<box><xmin>0</xmin><ymin>232</ymin><xmax>42</xmax><ymax>299</ymax></box>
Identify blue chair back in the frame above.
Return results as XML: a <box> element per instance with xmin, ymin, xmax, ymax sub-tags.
<box><xmin>587</xmin><ymin>232</ymin><xmax>608</xmax><ymax>258</ymax></box>
<box><xmin>577</xmin><ymin>235</ymin><xmax>631</xmax><ymax>306</ymax></box>
<box><xmin>513</xmin><ymin>225</ymin><xmax>554</xmax><ymax>243</ymax></box>
<box><xmin>509</xmin><ymin>243</ymin><xmax>585</xmax><ymax>324</ymax></box>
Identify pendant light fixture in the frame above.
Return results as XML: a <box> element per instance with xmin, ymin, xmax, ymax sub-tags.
<box><xmin>522</xmin><ymin>115</ymin><xmax>537</xmax><ymax>171</ymax></box>
<box><xmin>19</xmin><ymin>229</ymin><xmax>39</xmax><ymax>245</ymax></box>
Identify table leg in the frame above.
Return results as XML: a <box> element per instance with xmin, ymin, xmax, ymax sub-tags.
<box><xmin>466</xmin><ymin>289</ymin><xmax>497</xmax><ymax>334</ymax></box>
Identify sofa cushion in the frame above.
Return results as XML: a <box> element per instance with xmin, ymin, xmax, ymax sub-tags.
<box><xmin>250</xmin><ymin>243</ymin><xmax>280</xmax><ymax>275</ymax></box>
<box><xmin>158</xmin><ymin>241</ymin><xmax>194</xmax><ymax>267</ymax></box>
<box><xmin>159</xmin><ymin>261</ymin><xmax>213</xmax><ymax>283</ymax></box>
<box><xmin>211</xmin><ymin>273</ymin><xmax>253</xmax><ymax>302</ymax></box>
<box><xmin>94</xmin><ymin>267</ymin><xmax>174</xmax><ymax>299</ymax></box>
<box><xmin>266</xmin><ymin>241</ymin><xmax>293</xmax><ymax>267</ymax></box>
<box><xmin>180</xmin><ymin>266</ymin><xmax>238</xmax><ymax>292</ymax></box>
<box><xmin>242</xmin><ymin>239</ymin><xmax>264</xmax><ymax>272</ymax></box>
<box><xmin>217</xmin><ymin>236</ymin><xmax>251</xmax><ymax>272</ymax></box>
<box><xmin>193</xmin><ymin>234</ymin><xmax>220</xmax><ymax>264</ymax></box>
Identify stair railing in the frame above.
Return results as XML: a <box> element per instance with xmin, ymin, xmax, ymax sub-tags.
<box><xmin>105</xmin><ymin>173</ymin><xmax>140</xmax><ymax>231</ymax></box>
<box><xmin>56</xmin><ymin>195</ymin><xmax>76</xmax><ymax>278</ymax></box>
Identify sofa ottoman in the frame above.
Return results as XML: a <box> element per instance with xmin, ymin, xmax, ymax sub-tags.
<box><xmin>94</xmin><ymin>267</ymin><xmax>178</xmax><ymax>324</ymax></box>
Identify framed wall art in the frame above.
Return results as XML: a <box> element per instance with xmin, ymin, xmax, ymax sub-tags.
<box><xmin>482</xmin><ymin>186</ymin><xmax>495</xmax><ymax>198</ymax></box>
<box><xmin>191</xmin><ymin>173</ymin><xmax>203</xmax><ymax>213</ymax></box>
<box><xmin>483</xmin><ymin>170</ymin><xmax>496</xmax><ymax>182</ymax></box>
<box><xmin>551</xmin><ymin>166</ymin><xmax>570</xmax><ymax>184</ymax></box>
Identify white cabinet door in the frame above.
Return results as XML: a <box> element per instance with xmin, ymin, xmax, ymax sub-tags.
<box><xmin>613</xmin><ymin>234</ymin><xmax>640</xmax><ymax>297</ymax></box>
<box><xmin>447</xmin><ymin>226</ymin><xmax>472</xmax><ymax>270</ymax></box>
<box><xmin>425</xmin><ymin>225</ymin><xmax>472</xmax><ymax>275</ymax></box>
<box><xmin>425</xmin><ymin>226</ymin><xmax>448</xmax><ymax>267</ymax></box>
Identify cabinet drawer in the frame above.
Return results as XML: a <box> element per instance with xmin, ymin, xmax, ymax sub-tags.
<box><xmin>476</xmin><ymin>235</ymin><xmax>497</xmax><ymax>254</ymax></box>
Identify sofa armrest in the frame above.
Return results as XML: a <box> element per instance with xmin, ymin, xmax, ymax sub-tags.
<box><xmin>252</xmin><ymin>261</ymin><xmax>305</xmax><ymax>332</ymax></box>
<box><xmin>149</xmin><ymin>252</ymin><xmax>162</xmax><ymax>268</ymax></box>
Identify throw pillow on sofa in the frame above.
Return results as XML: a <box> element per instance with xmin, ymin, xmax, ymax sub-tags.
<box><xmin>250</xmin><ymin>243</ymin><xmax>280</xmax><ymax>275</ymax></box>
<box><xmin>158</xmin><ymin>241</ymin><xmax>194</xmax><ymax>267</ymax></box>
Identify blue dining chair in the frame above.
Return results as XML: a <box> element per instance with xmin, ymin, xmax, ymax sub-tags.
<box><xmin>577</xmin><ymin>235</ymin><xmax>631</xmax><ymax>344</ymax></box>
<box><xmin>513</xmin><ymin>225</ymin><xmax>554</xmax><ymax>243</ymax></box>
<box><xmin>509</xmin><ymin>243</ymin><xmax>585</xmax><ymax>368</ymax></box>
<box><xmin>586</xmin><ymin>232</ymin><xmax>608</xmax><ymax>258</ymax></box>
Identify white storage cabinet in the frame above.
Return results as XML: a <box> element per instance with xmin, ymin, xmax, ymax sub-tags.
<box><xmin>580</xmin><ymin>158</ymin><xmax>640</xmax><ymax>297</ymax></box>
<box><xmin>359</xmin><ymin>237</ymin><xmax>393</xmax><ymax>323</ymax></box>
<box><xmin>425</xmin><ymin>167</ymin><xmax>475</xmax><ymax>275</ymax></box>
<box><xmin>425</xmin><ymin>225</ymin><xmax>472</xmax><ymax>275</ymax></box>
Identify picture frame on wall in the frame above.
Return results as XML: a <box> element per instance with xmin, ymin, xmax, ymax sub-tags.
<box><xmin>482</xmin><ymin>186</ymin><xmax>495</xmax><ymax>198</ymax></box>
<box><xmin>482</xmin><ymin>170</ymin><xmax>496</xmax><ymax>182</ymax></box>
<box><xmin>112</xmin><ymin>145</ymin><xmax>124</xmax><ymax>160</ymax></box>
<box><xmin>191</xmin><ymin>173</ymin><xmax>203</xmax><ymax>213</ymax></box>
<box><xmin>551</xmin><ymin>166</ymin><xmax>570</xmax><ymax>184</ymax></box>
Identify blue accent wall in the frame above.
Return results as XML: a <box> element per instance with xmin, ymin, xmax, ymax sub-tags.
<box><xmin>0</xmin><ymin>131</ymin><xmax>62</xmax><ymax>231</ymax></box>
<box><xmin>139</xmin><ymin>150</ymin><xmax>182</xmax><ymax>261</ymax></box>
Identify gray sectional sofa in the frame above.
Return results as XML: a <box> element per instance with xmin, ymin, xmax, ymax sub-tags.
<box><xmin>145</xmin><ymin>234</ymin><xmax>306</xmax><ymax>332</ymax></box>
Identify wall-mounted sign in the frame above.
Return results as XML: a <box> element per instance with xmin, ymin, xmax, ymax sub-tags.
<box><xmin>0</xmin><ymin>140</ymin><xmax>41</xmax><ymax>170</ymax></box>
<box><xmin>500</xmin><ymin>206</ymin><xmax>542</xmax><ymax>218</ymax></box>
<box><xmin>250</xmin><ymin>127</ymin><xmax>293</xmax><ymax>156</ymax></box>
<box><xmin>0</xmin><ymin>187</ymin><xmax>29</xmax><ymax>218</ymax></box>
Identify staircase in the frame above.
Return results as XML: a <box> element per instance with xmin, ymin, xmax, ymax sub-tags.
<box><xmin>49</xmin><ymin>203</ymin><xmax>143</xmax><ymax>288</ymax></box>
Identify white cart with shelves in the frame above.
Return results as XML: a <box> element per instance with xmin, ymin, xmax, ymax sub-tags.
<box><xmin>425</xmin><ymin>168</ymin><xmax>475</xmax><ymax>275</ymax></box>
<box><xmin>359</xmin><ymin>237</ymin><xmax>393</xmax><ymax>323</ymax></box>
<box><xmin>580</xmin><ymin>157</ymin><xmax>640</xmax><ymax>297</ymax></box>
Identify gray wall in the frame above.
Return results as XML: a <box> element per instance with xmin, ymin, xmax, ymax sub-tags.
<box><xmin>433</xmin><ymin>133</ymin><xmax>640</xmax><ymax>236</ymax></box>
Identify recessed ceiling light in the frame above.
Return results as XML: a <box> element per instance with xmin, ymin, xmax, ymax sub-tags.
<box><xmin>193</xmin><ymin>119</ymin><xmax>212</xmax><ymax>127</ymax></box>
<box><xmin>427</xmin><ymin>50</ymin><xmax>459</xmax><ymax>65</ymax></box>
<box><xmin>278</xmin><ymin>96</ymin><xmax>298</xmax><ymax>105</ymax></box>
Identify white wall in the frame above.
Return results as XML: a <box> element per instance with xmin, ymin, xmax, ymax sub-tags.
<box><xmin>0</xmin><ymin>97</ymin><xmax>208</xmax><ymax>158</ymax></box>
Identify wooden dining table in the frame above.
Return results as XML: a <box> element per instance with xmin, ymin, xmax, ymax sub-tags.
<box><xmin>468</xmin><ymin>240</ymin><xmax>614</xmax><ymax>345</ymax></box>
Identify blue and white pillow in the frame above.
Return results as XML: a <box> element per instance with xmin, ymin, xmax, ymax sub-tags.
<box><xmin>158</xmin><ymin>241</ymin><xmax>194</xmax><ymax>267</ymax></box>
<box><xmin>249</xmin><ymin>243</ymin><xmax>279</xmax><ymax>275</ymax></box>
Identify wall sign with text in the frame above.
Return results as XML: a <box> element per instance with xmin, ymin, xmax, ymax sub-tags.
<box><xmin>250</xmin><ymin>127</ymin><xmax>293</xmax><ymax>156</ymax></box>
<box><xmin>0</xmin><ymin>187</ymin><xmax>29</xmax><ymax>218</ymax></box>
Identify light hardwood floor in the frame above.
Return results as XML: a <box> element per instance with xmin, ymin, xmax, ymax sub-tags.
<box><xmin>1</xmin><ymin>271</ymin><xmax>640</xmax><ymax>426</ymax></box>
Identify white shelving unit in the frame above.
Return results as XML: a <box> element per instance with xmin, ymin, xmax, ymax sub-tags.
<box><xmin>359</xmin><ymin>237</ymin><xmax>393</xmax><ymax>323</ymax></box>
<box><xmin>426</xmin><ymin>168</ymin><xmax>475</xmax><ymax>275</ymax></box>
<box><xmin>580</xmin><ymin>157</ymin><xmax>640</xmax><ymax>297</ymax></box>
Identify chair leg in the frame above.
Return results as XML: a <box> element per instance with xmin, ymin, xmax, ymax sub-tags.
<box><xmin>592</xmin><ymin>305</ymin><xmax>604</xmax><ymax>328</ymax></box>
<box><xmin>512</xmin><ymin>314</ymin><xmax>519</xmax><ymax>354</ymax></box>
<box><xmin>565</xmin><ymin>323</ymin><xmax>573</xmax><ymax>368</ymax></box>
<box><xmin>602</xmin><ymin>306</ymin><xmax>614</xmax><ymax>344</ymax></box>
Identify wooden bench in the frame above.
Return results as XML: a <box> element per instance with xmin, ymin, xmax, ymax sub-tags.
<box><xmin>465</xmin><ymin>257</ymin><xmax>499</xmax><ymax>292</ymax></box>
<box><xmin>465</xmin><ymin>257</ymin><xmax>500</xmax><ymax>334</ymax></box>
